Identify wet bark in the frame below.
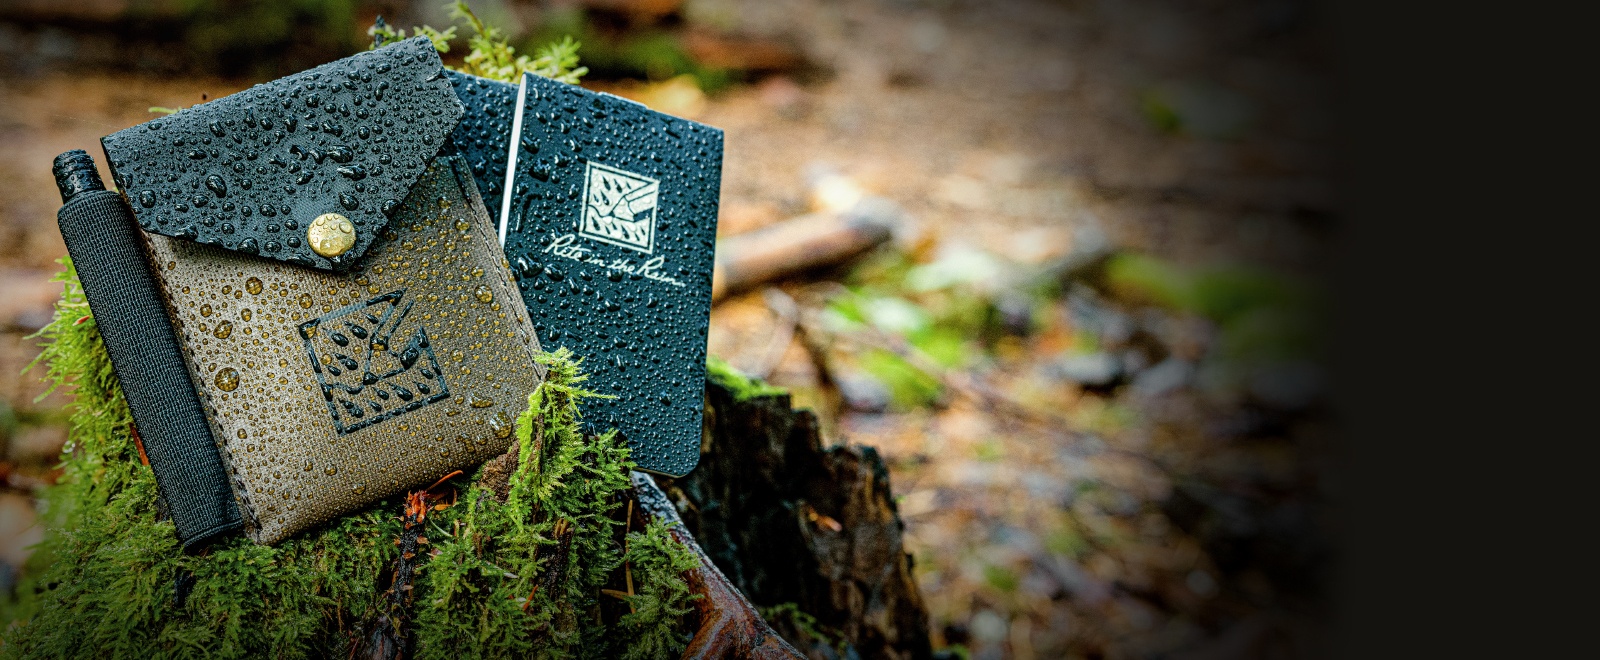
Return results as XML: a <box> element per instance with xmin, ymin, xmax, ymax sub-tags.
<box><xmin>652</xmin><ymin>379</ymin><xmax>933</xmax><ymax>660</ymax></box>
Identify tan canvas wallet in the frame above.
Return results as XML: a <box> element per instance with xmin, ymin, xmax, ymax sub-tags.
<box><xmin>57</xmin><ymin>37</ymin><xmax>544</xmax><ymax>545</ymax></box>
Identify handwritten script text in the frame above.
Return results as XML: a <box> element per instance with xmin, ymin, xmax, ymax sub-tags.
<box><xmin>542</xmin><ymin>233</ymin><xmax>687</xmax><ymax>288</ymax></box>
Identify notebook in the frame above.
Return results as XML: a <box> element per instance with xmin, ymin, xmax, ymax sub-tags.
<box><xmin>497</xmin><ymin>72</ymin><xmax>723</xmax><ymax>476</ymax></box>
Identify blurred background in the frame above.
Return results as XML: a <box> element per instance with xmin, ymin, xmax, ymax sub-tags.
<box><xmin>0</xmin><ymin>0</ymin><xmax>1335</xmax><ymax>657</ymax></box>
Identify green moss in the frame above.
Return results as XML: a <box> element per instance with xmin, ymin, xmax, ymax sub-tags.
<box><xmin>704</xmin><ymin>356</ymin><xmax>787</xmax><ymax>401</ymax></box>
<box><xmin>616</xmin><ymin>521</ymin><xmax>702</xmax><ymax>660</ymax></box>
<box><xmin>1</xmin><ymin>259</ymin><xmax>697</xmax><ymax>659</ymax></box>
<box><xmin>759</xmin><ymin>602</ymin><xmax>845</xmax><ymax>657</ymax></box>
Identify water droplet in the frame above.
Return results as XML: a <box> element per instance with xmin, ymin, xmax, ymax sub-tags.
<box><xmin>327</xmin><ymin>145</ymin><xmax>354</xmax><ymax>163</ymax></box>
<box><xmin>200</xmin><ymin>304</ymin><xmax>213</xmax><ymax>317</ymax></box>
<box><xmin>468</xmin><ymin>392</ymin><xmax>493</xmax><ymax>408</ymax></box>
<box><xmin>325</xmin><ymin>466</ymin><xmax>338</xmax><ymax>476</ymax></box>
<box><xmin>299</xmin><ymin>292</ymin><xmax>314</xmax><ymax>309</ymax></box>
<box><xmin>215</xmin><ymin>367</ymin><xmax>240</xmax><ymax>391</ymax></box>
<box><xmin>213</xmin><ymin>320</ymin><xmax>233</xmax><ymax>339</ymax></box>
<box><xmin>245</xmin><ymin>277</ymin><xmax>263</xmax><ymax>295</ymax></box>
<box><xmin>490</xmin><ymin>411</ymin><xmax>513</xmax><ymax>439</ymax></box>
<box><xmin>474</xmin><ymin>284</ymin><xmax>493</xmax><ymax>303</ymax></box>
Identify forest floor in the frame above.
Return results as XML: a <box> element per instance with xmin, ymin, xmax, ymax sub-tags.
<box><xmin>0</xmin><ymin>0</ymin><xmax>1337</xmax><ymax>657</ymax></box>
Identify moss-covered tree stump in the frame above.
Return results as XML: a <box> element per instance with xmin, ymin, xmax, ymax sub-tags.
<box><xmin>0</xmin><ymin>267</ymin><xmax>931</xmax><ymax>659</ymax></box>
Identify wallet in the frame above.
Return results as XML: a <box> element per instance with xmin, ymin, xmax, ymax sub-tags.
<box><xmin>500</xmin><ymin>72</ymin><xmax>723</xmax><ymax>477</ymax></box>
<box><xmin>62</xmin><ymin>37</ymin><xmax>545</xmax><ymax>546</ymax></box>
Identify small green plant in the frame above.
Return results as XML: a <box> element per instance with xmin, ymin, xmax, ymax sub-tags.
<box><xmin>370</xmin><ymin>1</ymin><xmax>587</xmax><ymax>85</ymax></box>
<box><xmin>367</xmin><ymin>13</ymin><xmax>456</xmax><ymax>54</ymax></box>
<box><xmin>1103</xmin><ymin>252</ymin><xmax>1322</xmax><ymax>364</ymax></box>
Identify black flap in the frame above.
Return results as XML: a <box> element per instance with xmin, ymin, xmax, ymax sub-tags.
<box><xmin>100</xmin><ymin>37</ymin><xmax>463</xmax><ymax>272</ymax></box>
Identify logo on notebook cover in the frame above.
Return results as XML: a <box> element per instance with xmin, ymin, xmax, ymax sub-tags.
<box><xmin>579</xmin><ymin>161</ymin><xmax>659</xmax><ymax>253</ymax></box>
<box><xmin>298</xmin><ymin>290</ymin><xmax>449</xmax><ymax>435</ymax></box>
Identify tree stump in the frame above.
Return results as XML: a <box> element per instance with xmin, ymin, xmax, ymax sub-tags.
<box><xmin>655</xmin><ymin>375</ymin><xmax>933</xmax><ymax>659</ymax></box>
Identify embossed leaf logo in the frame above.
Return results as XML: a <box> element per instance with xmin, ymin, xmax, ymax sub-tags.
<box><xmin>579</xmin><ymin>161</ymin><xmax>659</xmax><ymax>253</ymax></box>
<box><xmin>299</xmin><ymin>290</ymin><xmax>449</xmax><ymax>435</ymax></box>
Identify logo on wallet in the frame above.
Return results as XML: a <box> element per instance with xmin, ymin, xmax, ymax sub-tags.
<box><xmin>578</xmin><ymin>161</ymin><xmax>659</xmax><ymax>253</ymax></box>
<box><xmin>299</xmin><ymin>290</ymin><xmax>449</xmax><ymax>435</ymax></box>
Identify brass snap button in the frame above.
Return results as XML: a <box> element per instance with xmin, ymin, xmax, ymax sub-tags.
<box><xmin>308</xmin><ymin>213</ymin><xmax>355</xmax><ymax>258</ymax></box>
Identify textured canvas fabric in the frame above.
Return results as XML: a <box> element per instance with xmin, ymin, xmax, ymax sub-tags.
<box><xmin>140</xmin><ymin>155</ymin><xmax>544</xmax><ymax>544</ymax></box>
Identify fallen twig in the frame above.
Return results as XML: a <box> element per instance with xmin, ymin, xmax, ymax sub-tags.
<box><xmin>712</xmin><ymin>200</ymin><xmax>902</xmax><ymax>302</ymax></box>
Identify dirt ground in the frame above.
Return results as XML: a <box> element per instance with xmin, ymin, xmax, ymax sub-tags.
<box><xmin>0</xmin><ymin>0</ymin><xmax>1336</xmax><ymax>657</ymax></box>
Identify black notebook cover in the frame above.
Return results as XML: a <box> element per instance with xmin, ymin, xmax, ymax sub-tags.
<box><xmin>444</xmin><ymin>70</ymin><xmax>517</xmax><ymax>229</ymax></box>
<box><xmin>500</xmin><ymin>72</ymin><xmax>722</xmax><ymax>477</ymax></box>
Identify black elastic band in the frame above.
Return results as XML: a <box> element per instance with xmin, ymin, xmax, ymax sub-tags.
<box><xmin>57</xmin><ymin>189</ymin><xmax>242</xmax><ymax>549</ymax></box>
